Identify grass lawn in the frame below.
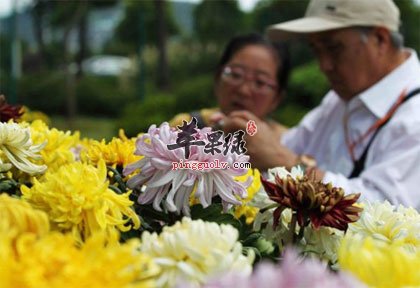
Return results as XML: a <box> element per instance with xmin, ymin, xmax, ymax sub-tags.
<box><xmin>50</xmin><ymin>115</ymin><xmax>117</xmax><ymax>140</ymax></box>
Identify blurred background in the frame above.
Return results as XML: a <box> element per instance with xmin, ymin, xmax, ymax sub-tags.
<box><xmin>0</xmin><ymin>0</ymin><xmax>419</xmax><ymax>140</ymax></box>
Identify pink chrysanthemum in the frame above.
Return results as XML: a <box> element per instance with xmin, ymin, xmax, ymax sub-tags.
<box><xmin>123</xmin><ymin>122</ymin><xmax>251</xmax><ymax>215</ymax></box>
<box><xmin>197</xmin><ymin>248</ymin><xmax>364</xmax><ymax>288</ymax></box>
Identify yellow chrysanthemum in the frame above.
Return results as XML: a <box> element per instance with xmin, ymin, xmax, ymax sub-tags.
<box><xmin>233</xmin><ymin>168</ymin><xmax>261</xmax><ymax>224</ymax></box>
<box><xmin>347</xmin><ymin>201</ymin><xmax>420</xmax><ymax>250</ymax></box>
<box><xmin>141</xmin><ymin>217</ymin><xmax>254</xmax><ymax>288</ymax></box>
<box><xmin>0</xmin><ymin>193</ymin><xmax>49</xmax><ymax>240</ymax></box>
<box><xmin>21</xmin><ymin>160</ymin><xmax>140</xmax><ymax>243</ymax></box>
<box><xmin>0</xmin><ymin>231</ymin><xmax>159</xmax><ymax>288</ymax></box>
<box><xmin>339</xmin><ymin>235</ymin><xmax>420</xmax><ymax>287</ymax></box>
<box><xmin>19</xmin><ymin>106</ymin><xmax>51</xmax><ymax>125</ymax></box>
<box><xmin>0</xmin><ymin>122</ymin><xmax>46</xmax><ymax>175</ymax></box>
<box><xmin>80</xmin><ymin>129</ymin><xmax>143</xmax><ymax>168</ymax></box>
<box><xmin>27</xmin><ymin>120</ymin><xmax>80</xmax><ymax>172</ymax></box>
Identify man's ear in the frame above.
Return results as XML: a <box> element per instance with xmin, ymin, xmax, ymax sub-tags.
<box><xmin>372</xmin><ymin>27</ymin><xmax>392</xmax><ymax>54</ymax></box>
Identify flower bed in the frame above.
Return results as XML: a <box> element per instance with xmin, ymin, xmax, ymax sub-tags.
<box><xmin>1</xmin><ymin>108</ymin><xmax>420</xmax><ymax>287</ymax></box>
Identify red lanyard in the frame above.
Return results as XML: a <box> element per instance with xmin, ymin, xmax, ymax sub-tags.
<box><xmin>344</xmin><ymin>88</ymin><xmax>407</xmax><ymax>161</ymax></box>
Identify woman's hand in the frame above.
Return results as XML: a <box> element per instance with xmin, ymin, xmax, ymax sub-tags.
<box><xmin>222</xmin><ymin>110</ymin><xmax>298</xmax><ymax>171</ymax></box>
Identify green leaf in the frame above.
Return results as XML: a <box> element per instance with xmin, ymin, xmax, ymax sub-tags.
<box><xmin>190</xmin><ymin>204</ymin><xmax>242</xmax><ymax>229</ymax></box>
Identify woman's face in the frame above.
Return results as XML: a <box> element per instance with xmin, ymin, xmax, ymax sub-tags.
<box><xmin>215</xmin><ymin>45</ymin><xmax>281</xmax><ymax>119</ymax></box>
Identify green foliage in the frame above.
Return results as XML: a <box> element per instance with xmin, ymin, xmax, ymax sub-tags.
<box><xmin>42</xmin><ymin>0</ymin><xmax>118</xmax><ymax>28</ymax></box>
<box><xmin>272</xmin><ymin>103</ymin><xmax>310</xmax><ymax>128</ymax></box>
<box><xmin>190</xmin><ymin>204</ymin><xmax>241</xmax><ymax>228</ymax></box>
<box><xmin>272</xmin><ymin>61</ymin><xmax>329</xmax><ymax>127</ymax></box>
<box><xmin>194</xmin><ymin>0</ymin><xmax>248</xmax><ymax>45</ymax></box>
<box><xmin>173</xmin><ymin>75</ymin><xmax>215</xmax><ymax>114</ymax></box>
<box><xmin>252</xmin><ymin>0</ymin><xmax>309</xmax><ymax>33</ymax></box>
<box><xmin>118</xmin><ymin>75</ymin><xmax>215</xmax><ymax>137</ymax></box>
<box><xmin>0</xmin><ymin>35</ymin><xmax>11</xmax><ymax>72</ymax></box>
<box><xmin>169</xmin><ymin>42</ymin><xmax>219</xmax><ymax>81</ymax></box>
<box><xmin>76</xmin><ymin>76</ymin><xmax>136</xmax><ymax>116</ymax></box>
<box><xmin>251</xmin><ymin>0</ymin><xmax>313</xmax><ymax>67</ymax></box>
<box><xmin>50</xmin><ymin>115</ymin><xmax>116</xmax><ymax>141</ymax></box>
<box><xmin>396</xmin><ymin>0</ymin><xmax>420</xmax><ymax>52</ymax></box>
<box><xmin>112</xmin><ymin>0</ymin><xmax>179</xmax><ymax>54</ymax></box>
<box><xmin>288</xmin><ymin>61</ymin><xmax>329</xmax><ymax>108</ymax></box>
<box><xmin>47</xmin><ymin>1</ymin><xmax>81</xmax><ymax>27</ymax></box>
<box><xmin>18</xmin><ymin>71</ymin><xmax>67</xmax><ymax>114</ymax></box>
<box><xmin>0</xmin><ymin>178</ymin><xmax>21</xmax><ymax>197</ymax></box>
<box><xmin>117</xmin><ymin>93</ymin><xmax>175</xmax><ymax>137</ymax></box>
<box><xmin>18</xmin><ymin>72</ymin><xmax>137</xmax><ymax>117</ymax></box>
<box><xmin>42</xmin><ymin>42</ymin><xmax>70</xmax><ymax>68</ymax></box>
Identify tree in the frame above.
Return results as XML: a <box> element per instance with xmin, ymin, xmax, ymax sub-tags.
<box><xmin>31</xmin><ymin>0</ymin><xmax>48</xmax><ymax>69</ymax></box>
<box><xmin>46</xmin><ymin>1</ymin><xmax>88</xmax><ymax>123</ymax></box>
<box><xmin>31</xmin><ymin>0</ymin><xmax>118</xmax><ymax>122</ymax></box>
<box><xmin>194</xmin><ymin>0</ymin><xmax>247</xmax><ymax>49</ymax></box>
<box><xmin>395</xmin><ymin>0</ymin><xmax>420</xmax><ymax>52</ymax></box>
<box><xmin>252</xmin><ymin>0</ymin><xmax>309</xmax><ymax>33</ymax></box>
<box><xmin>112</xmin><ymin>0</ymin><xmax>179</xmax><ymax>91</ymax></box>
<box><xmin>113</xmin><ymin>0</ymin><xmax>179</xmax><ymax>53</ymax></box>
<box><xmin>251</xmin><ymin>0</ymin><xmax>311</xmax><ymax>67</ymax></box>
<box><xmin>155</xmin><ymin>0</ymin><xmax>170</xmax><ymax>90</ymax></box>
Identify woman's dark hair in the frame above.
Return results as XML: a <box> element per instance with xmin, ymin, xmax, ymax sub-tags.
<box><xmin>216</xmin><ymin>32</ymin><xmax>290</xmax><ymax>94</ymax></box>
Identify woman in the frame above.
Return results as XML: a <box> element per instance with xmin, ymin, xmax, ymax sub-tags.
<box><xmin>170</xmin><ymin>32</ymin><xmax>290</xmax><ymax>138</ymax></box>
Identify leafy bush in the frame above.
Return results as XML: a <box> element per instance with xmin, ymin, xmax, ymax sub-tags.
<box><xmin>76</xmin><ymin>76</ymin><xmax>136</xmax><ymax>116</ymax></box>
<box><xmin>117</xmin><ymin>75</ymin><xmax>215</xmax><ymax>137</ymax></box>
<box><xmin>272</xmin><ymin>103</ymin><xmax>310</xmax><ymax>128</ymax></box>
<box><xmin>173</xmin><ymin>74</ymin><xmax>215</xmax><ymax>114</ymax></box>
<box><xmin>169</xmin><ymin>41</ymin><xmax>220</xmax><ymax>83</ymax></box>
<box><xmin>287</xmin><ymin>61</ymin><xmax>329</xmax><ymax>108</ymax></box>
<box><xmin>18</xmin><ymin>71</ymin><xmax>67</xmax><ymax>114</ymax></box>
<box><xmin>117</xmin><ymin>93</ymin><xmax>175</xmax><ymax>137</ymax></box>
<box><xmin>270</xmin><ymin>61</ymin><xmax>330</xmax><ymax>128</ymax></box>
<box><xmin>17</xmin><ymin>72</ymin><xmax>137</xmax><ymax>117</ymax></box>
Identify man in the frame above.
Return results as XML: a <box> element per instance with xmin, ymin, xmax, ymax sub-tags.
<box><xmin>223</xmin><ymin>0</ymin><xmax>420</xmax><ymax>209</ymax></box>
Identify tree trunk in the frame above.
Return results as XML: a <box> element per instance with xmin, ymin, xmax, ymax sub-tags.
<box><xmin>32</xmin><ymin>0</ymin><xmax>46</xmax><ymax>68</ymax></box>
<box><xmin>62</xmin><ymin>3</ymin><xmax>86</xmax><ymax>126</ymax></box>
<box><xmin>76</xmin><ymin>3</ymin><xmax>89</xmax><ymax>78</ymax></box>
<box><xmin>155</xmin><ymin>0</ymin><xmax>170</xmax><ymax>91</ymax></box>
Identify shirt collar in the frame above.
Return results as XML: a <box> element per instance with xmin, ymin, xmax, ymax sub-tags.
<box><xmin>347</xmin><ymin>49</ymin><xmax>419</xmax><ymax>118</ymax></box>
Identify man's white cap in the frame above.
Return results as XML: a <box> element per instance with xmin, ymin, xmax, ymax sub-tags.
<box><xmin>267</xmin><ymin>0</ymin><xmax>400</xmax><ymax>40</ymax></box>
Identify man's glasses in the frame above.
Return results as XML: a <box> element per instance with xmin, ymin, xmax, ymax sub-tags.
<box><xmin>221</xmin><ymin>66</ymin><xmax>278</xmax><ymax>96</ymax></box>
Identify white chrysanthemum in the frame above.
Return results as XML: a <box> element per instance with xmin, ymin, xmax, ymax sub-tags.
<box><xmin>302</xmin><ymin>226</ymin><xmax>344</xmax><ymax>264</ymax></box>
<box><xmin>347</xmin><ymin>201</ymin><xmax>420</xmax><ymax>250</ymax></box>
<box><xmin>266</xmin><ymin>166</ymin><xmax>304</xmax><ymax>183</ymax></box>
<box><xmin>141</xmin><ymin>218</ymin><xmax>254</xmax><ymax>288</ymax></box>
<box><xmin>253</xmin><ymin>191</ymin><xmax>342</xmax><ymax>264</ymax></box>
<box><xmin>0</xmin><ymin>122</ymin><xmax>46</xmax><ymax>174</ymax></box>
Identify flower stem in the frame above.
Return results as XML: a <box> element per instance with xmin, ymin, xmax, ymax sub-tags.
<box><xmin>289</xmin><ymin>212</ymin><xmax>297</xmax><ymax>244</ymax></box>
<box><xmin>296</xmin><ymin>222</ymin><xmax>305</xmax><ymax>242</ymax></box>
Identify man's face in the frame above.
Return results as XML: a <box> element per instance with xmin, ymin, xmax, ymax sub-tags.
<box><xmin>309</xmin><ymin>28</ymin><xmax>379</xmax><ymax>101</ymax></box>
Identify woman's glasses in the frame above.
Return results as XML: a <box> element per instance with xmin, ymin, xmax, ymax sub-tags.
<box><xmin>221</xmin><ymin>65</ymin><xmax>278</xmax><ymax>96</ymax></box>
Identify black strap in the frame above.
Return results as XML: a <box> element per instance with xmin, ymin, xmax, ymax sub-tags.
<box><xmin>190</xmin><ymin>110</ymin><xmax>206</xmax><ymax>129</ymax></box>
<box><xmin>349</xmin><ymin>87</ymin><xmax>420</xmax><ymax>178</ymax></box>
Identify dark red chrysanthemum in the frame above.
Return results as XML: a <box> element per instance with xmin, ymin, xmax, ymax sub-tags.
<box><xmin>261</xmin><ymin>174</ymin><xmax>362</xmax><ymax>231</ymax></box>
<box><xmin>0</xmin><ymin>95</ymin><xmax>24</xmax><ymax>122</ymax></box>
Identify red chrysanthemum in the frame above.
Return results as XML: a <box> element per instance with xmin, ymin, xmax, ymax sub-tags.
<box><xmin>0</xmin><ymin>95</ymin><xmax>24</xmax><ymax>122</ymax></box>
<box><xmin>261</xmin><ymin>174</ymin><xmax>362</xmax><ymax>231</ymax></box>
